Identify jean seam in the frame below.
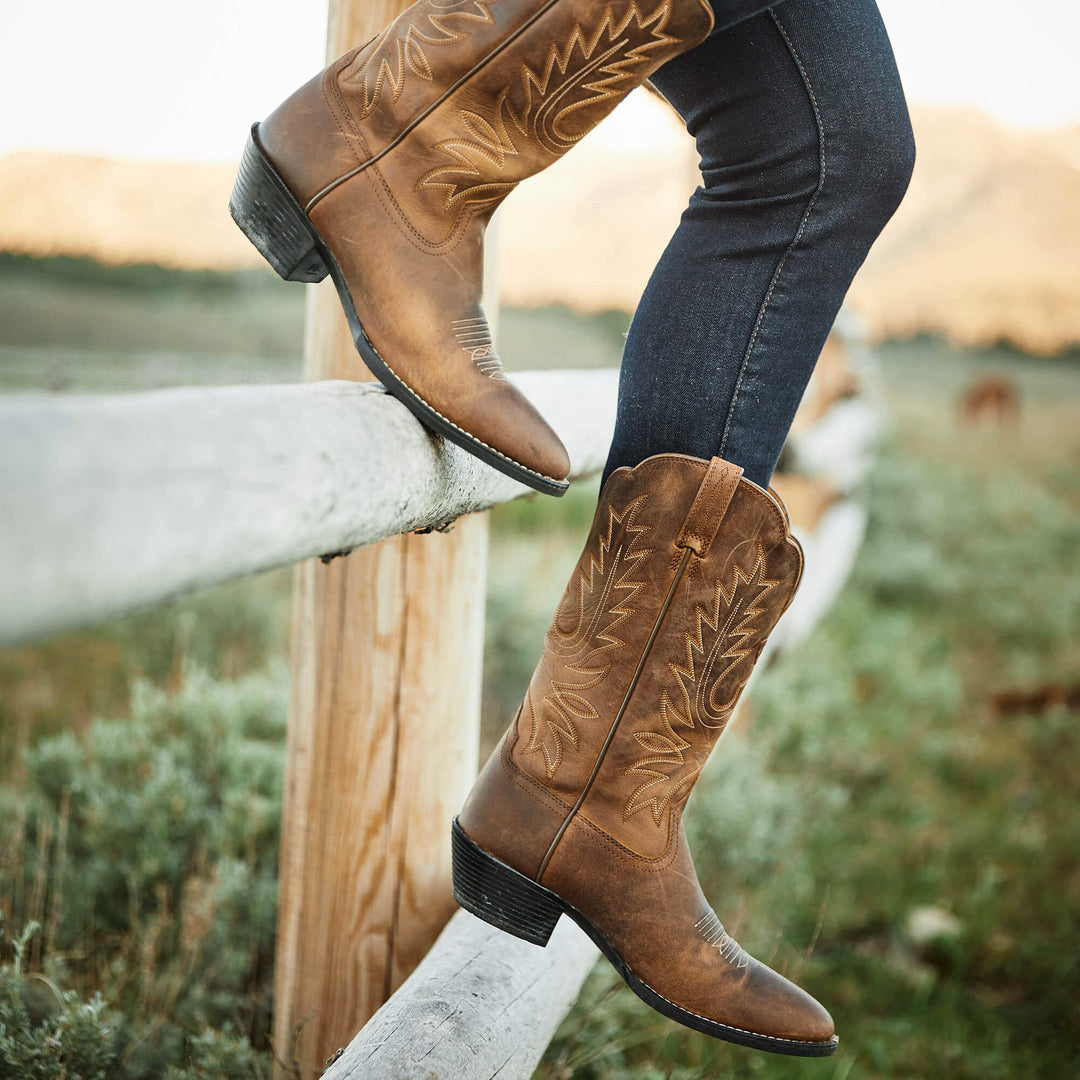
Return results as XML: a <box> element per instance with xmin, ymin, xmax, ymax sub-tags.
<box><xmin>717</xmin><ymin>7</ymin><xmax>827</xmax><ymax>459</ymax></box>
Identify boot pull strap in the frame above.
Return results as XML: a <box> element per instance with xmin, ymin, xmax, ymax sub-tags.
<box><xmin>676</xmin><ymin>457</ymin><xmax>743</xmax><ymax>558</ymax></box>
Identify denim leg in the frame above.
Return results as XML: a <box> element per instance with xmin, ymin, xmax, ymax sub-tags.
<box><xmin>602</xmin><ymin>0</ymin><xmax>916</xmax><ymax>489</ymax></box>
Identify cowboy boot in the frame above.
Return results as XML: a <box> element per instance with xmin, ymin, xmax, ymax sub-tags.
<box><xmin>229</xmin><ymin>0</ymin><xmax>715</xmax><ymax>496</ymax></box>
<box><xmin>453</xmin><ymin>452</ymin><xmax>838</xmax><ymax>1056</ymax></box>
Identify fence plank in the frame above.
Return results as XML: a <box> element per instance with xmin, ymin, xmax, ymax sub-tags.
<box><xmin>0</xmin><ymin>369</ymin><xmax>617</xmax><ymax>647</ymax></box>
<box><xmin>279</xmin><ymin>515</ymin><xmax>489</xmax><ymax>1078</ymax></box>
<box><xmin>322</xmin><ymin>910</ymin><xmax>598</xmax><ymax>1080</ymax></box>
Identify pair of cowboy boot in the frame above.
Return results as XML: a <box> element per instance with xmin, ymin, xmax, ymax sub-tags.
<box><xmin>233</xmin><ymin>0</ymin><xmax>835</xmax><ymax>1054</ymax></box>
<box><xmin>231</xmin><ymin>0</ymin><xmax>716</xmax><ymax>495</ymax></box>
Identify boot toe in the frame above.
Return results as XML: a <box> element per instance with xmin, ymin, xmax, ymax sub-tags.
<box><xmin>777</xmin><ymin>982</ymin><xmax>835</xmax><ymax>1045</ymax></box>
<box><xmin>733</xmin><ymin>958</ymin><xmax>835</xmax><ymax>1046</ymax></box>
<box><xmin>451</xmin><ymin>379</ymin><xmax>572</xmax><ymax>484</ymax></box>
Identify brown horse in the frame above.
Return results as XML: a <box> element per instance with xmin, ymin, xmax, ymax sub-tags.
<box><xmin>958</xmin><ymin>375</ymin><xmax>1020</xmax><ymax>425</ymax></box>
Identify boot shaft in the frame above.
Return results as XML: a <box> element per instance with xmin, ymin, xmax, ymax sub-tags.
<box><xmin>462</xmin><ymin>452</ymin><xmax>803</xmax><ymax>875</ymax></box>
<box><xmin>261</xmin><ymin>0</ymin><xmax>715</xmax><ymax>228</ymax></box>
<box><xmin>569</xmin><ymin>459</ymin><xmax>803</xmax><ymax>859</ymax></box>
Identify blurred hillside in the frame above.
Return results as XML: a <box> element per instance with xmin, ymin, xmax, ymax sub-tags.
<box><xmin>0</xmin><ymin>153</ymin><xmax>260</xmax><ymax>273</ymax></box>
<box><xmin>847</xmin><ymin>109</ymin><xmax>1080</xmax><ymax>356</ymax></box>
<box><xmin>0</xmin><ymin>102</ymin><xmax>1076</xmax><ymax>355</ymax></box>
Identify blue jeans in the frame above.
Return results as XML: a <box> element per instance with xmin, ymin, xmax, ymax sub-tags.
<box><xmin>602</xmin><ymin>0</ymin><xmax>915</xmax><ymax>489</ymax></box>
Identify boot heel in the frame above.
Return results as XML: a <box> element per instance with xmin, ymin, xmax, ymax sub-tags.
<box><xmin>229</xmin><ymin>124</ymin><xmax>329</xmax><ymax>283</ymax></box>
<box><xmin>452</xmin><ymin>818</ymin><xmax>565</xmax><ymax>946</ymax></box>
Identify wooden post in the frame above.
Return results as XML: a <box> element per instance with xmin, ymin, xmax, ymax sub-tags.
<box><xmin>273</xmin><ymin>3</ymin><xmax>488</xmax><ymax>1075</ymax></box>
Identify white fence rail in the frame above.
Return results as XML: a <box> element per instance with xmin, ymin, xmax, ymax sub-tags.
<box><xmin>322</xmin><ymin>911</ymin><xmax>598</xmax><ymax>1080</ymax></box>
<box><xmin>0</xmin><ymin>370</ymin><xmax>617</xmax><ymax>646</ymax></box>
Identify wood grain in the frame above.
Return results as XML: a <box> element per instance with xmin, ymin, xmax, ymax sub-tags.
<box><xmin>322</xmin><ymin>910</ymin><xmax>599</xmax><ymax>1080</ymax></box>
<box><xmin>277</xmin><ymin>512</ymin><xmax>488</xmax><ymax>1079</ymax></box>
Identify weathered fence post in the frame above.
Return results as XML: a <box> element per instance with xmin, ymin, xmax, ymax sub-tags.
<box><xmin>272</xmin><ymin>4</ymin><xmax>489</xmax><ymax>1075</ymax></box>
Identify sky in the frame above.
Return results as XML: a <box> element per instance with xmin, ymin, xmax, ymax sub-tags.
<box><xmin>1</xmin><ymin>0</ymin><xmax>1078</xmax><ymax>163</ymax></box>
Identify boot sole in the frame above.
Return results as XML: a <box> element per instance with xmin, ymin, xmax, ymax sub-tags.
<box><xmin>229</xmin><ymin>124</ymin><xmax>569</xmax><ymax>499</ymax></box>
<box><xmin>452</xmin><ymin>818</ymin><xmax>839</xmax><ymax>1058</ymax></box>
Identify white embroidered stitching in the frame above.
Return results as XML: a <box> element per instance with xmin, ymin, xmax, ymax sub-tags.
<box><xmin>695</xmin><ymin>910</ymin><xmax>751</xmax><ymax>968</ymax></box>
<box><xmin>623</xmin><ymin>545</ymin><xmax>777</xmax><ymax>823</ymax></box>
<box><xmin>451</xmin><ymin>317</ymin><xmax>507</xmax><ymax>379</ymax></box>
<box><xmin>522</xmin><ymin>495</ymin><xmax>654</xmax><ymax>778</ymax></box>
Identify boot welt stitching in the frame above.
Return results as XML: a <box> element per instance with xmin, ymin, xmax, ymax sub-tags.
<box><xmin>374</xmin><ymin>349</ymin><xmax>568</xmax><ymax>483</ymax></box>
<box><xmin>630</xmin><ymin>973</ymin><xmax>836</xmax><ymax>1046</ymax></box>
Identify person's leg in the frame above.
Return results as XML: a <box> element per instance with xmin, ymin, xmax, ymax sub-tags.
<box><xmin>454</xmin><ymin>10</ymin><xmax>917</xmax><ymax>1056</ymax></box>
<box><xmin>603</xmin><ymin>0</ymin><xmax>915</xmax><ymax>489</ymax></box>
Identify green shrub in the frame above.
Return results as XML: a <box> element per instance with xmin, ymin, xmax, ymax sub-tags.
<box><xmin>0</xmin><ymin>921</ymin><xmax>271</xmax><ymax>1080</ymax></box>
<box><xmin>1</xmin><ymin>669</ymin><xmax>286</xmax><ymax>1078</ymax></box>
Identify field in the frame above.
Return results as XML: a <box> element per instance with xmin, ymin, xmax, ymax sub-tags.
<box><xmin>0</xmin><ymin>260</ymin><xmax>1077</xmax><ymax>1077</ymax></box>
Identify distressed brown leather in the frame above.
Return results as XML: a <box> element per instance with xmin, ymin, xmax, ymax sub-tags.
<box><xmin>459</xmin><ymin>452</ymin><xmax>837</xmax><ymax>1048</ymax></box>
<box><xmin>255</xmin><ymin>0</ymin><xmax>714</xmax><ymax>487</ymax></box>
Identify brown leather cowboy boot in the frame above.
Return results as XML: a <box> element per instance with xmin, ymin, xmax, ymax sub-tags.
<box><xmin>229</xmin><ymin>0</ymin><xmax>714</xmax><ymax>496</ymax></box>
<box><xmin>453</xmin><ymin>452</ymin><xmax>838</xmax><ymax>1055</ymax></box>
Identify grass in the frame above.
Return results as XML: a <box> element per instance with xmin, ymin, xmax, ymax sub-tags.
<box><xmin>1</xmin><ymin>671</ymin><xmax>286</xmax><ymax>1079</ymax></box>
<box><xmin>0</xmin><ymin>258</ymin><xmax>1077</xmax><ymax>1076</ymax></box>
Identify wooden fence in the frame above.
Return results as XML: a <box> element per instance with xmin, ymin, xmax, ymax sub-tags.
<box><xmin>0</xmin><ymin>362</ymin><xmax>620</xmax><ymax>1080</ymax></box>
<box><xmin>0</xmin><ymin>1</ymin><xmax>879</xmax><ymax>1074</ymax></box>
<box><xmin>0</xmin><ymin>364</ymin><xmax>615</xmax><ymax>1076</ymax></box>
<box><xmin>0</xmin><ymin>354</ymin><xmax>875</xmax><ymax>1080</ymax></box>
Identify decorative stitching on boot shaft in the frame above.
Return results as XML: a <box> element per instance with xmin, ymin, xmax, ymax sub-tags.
<box><xmin>418</xmin><ymin>1</ymin><xmax>682</xmax><ymax>211</ymax></box>
<box><xmin>343</xmin><ymin>1</ymin><xmax>508</xmax><ymax>119</ymax></box>
<box><xmin>306</xmin><ymin>0</ymin><xmax>566</xmax><ymax>210</ymax></box>
<box><xmin>522</xmin><ymin>493</ymin><xmax>653</xmax><ymax>779</ymax></box>
<box><xmin>623</xmin><ymin>544</ymin><xmax>778</xmax><ymax>825</ymax></box>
